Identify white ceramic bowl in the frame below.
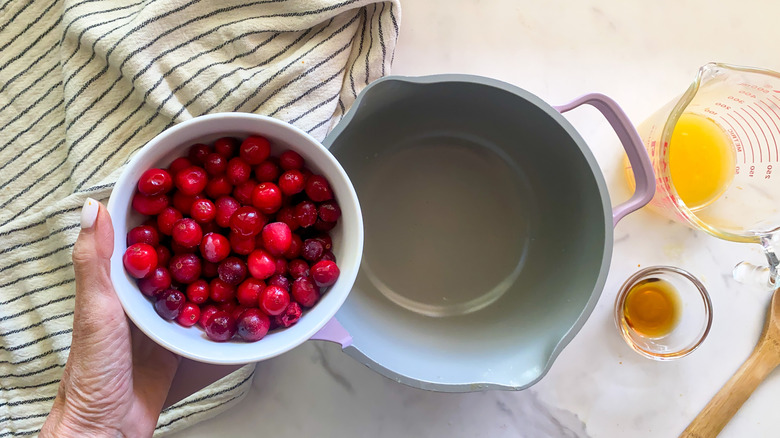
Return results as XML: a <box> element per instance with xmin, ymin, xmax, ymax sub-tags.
<box><xmin>107</xmin><ymin>113</ymin><xmax>363</xmax><ymax>365</ymax></box>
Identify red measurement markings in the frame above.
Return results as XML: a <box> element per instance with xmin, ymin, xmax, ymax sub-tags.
<box><xmin>721</xmin><ymin>115</ymin><xmax>747</xmax><ymax>163</ymax></box>
<box><xmin>752</xmin><ymin>102</ymin><xmax>779</xmax><ymax>162</ymax></box>
<box><xmin>733</xmin><ymin>111</ymin><xmax>760</xmax><ymax>163</ymax></box>
<box><xmin>770</xmin><ymin>94</ymin><xmax>780</xmax><ymax>108</ymax></box>
<box><xmin>743</xmin><ymin>106</ymin><xmax>771</xmax><ymax>162</ymax></box>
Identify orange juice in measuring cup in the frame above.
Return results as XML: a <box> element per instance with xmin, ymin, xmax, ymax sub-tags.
<box><xmin>626</xmin><ymin>63</ymin><xmax>780</xmax><ymax>286</ymax></box>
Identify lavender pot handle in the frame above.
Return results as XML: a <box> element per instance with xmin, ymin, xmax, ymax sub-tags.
<box><xmin>310</xmin><ymin>317</ymin><xmax>353</xmax><ymax>348</ymax></box>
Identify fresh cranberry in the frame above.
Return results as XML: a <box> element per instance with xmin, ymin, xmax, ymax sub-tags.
<box><xmin>302</xmin><ymin>239</ymin><xmax>324</xmax><ymax>261</ymax></box>
<box><xmin>278</xmin><ymin>170</ymin><xmax>306</xmax><ymax>196</ymax></box>
<box><xmin>259</xmin><ymin>285</ymin><xmax>290</xmax><ymax>316</ymax></box>
<box><xmin>204</xmin><ymin>153</ymin><xmax>227</xmax><ymax>176</ymax></box>
<box><xmin>312</xmin><ymin>234</ymin><xmax>333</xmax><ymax>251</ymax></box>
<box><xmin>274</xmin><ymin>302</ymin><xmax>302</xmax><ymax>328</ymax></box>
<box><xmin>230</xmin><ymin>206</ymin><xmax>265</xmax><ymax>237</ymax></box>
<box><xmin>274</xmin><ymin>258</ymin><xmax>288</xmax><ymax>276</ymax></box>
<box><xmin>199</xmin><ymin>232</ymin><xmax>230</xmax><ymax>263</ymax></box>
<box><xmin>205</xmin><ymin>175</ymin><xmax>233</xmax><ymax>199</ymax></box>
<box><xmin>247</xmin><ymin>249</ymin><xmax>276</xmax><ymax>279</ymax></box>
<box><xmin>230</xmin><ymin>305</ymin><xmax>249</xmax><ymax>321</ymax></box>
<box><xmin>190</xmin><ymin>198</ymin><xmax>216</xmax><ymax>224</ymax></box>
<box><xmin>172</xmin><ymin>218</ymin><xmax>203</xmax><ymax>248</ymax></box>
<box><xmin>318</xmin><ymin>200</ymin><xmax>341</xmax><ymax>222</ymax></box>
<box><xmin>127</xmin><ymin>225</ymin><xmax>160</xmax><ymax>246</ymax></box>
<box><xmin>279</xmin><ymin>150</ymin><xmax>304</xmax><ymax>171</ymax></box>
<box><xmin>215</xmin><ymin>137</ymin><xmax>238</xmax><ymax>158</ymax></box>
<box><xmin>237</xmin><ymin>278</ymin><xmax>265</xmax><ymax>307</ymax></box>
<box><xmin>236</xmin><ymin>308</ymin><xmax>270</xmax><ymax>341</ymax></box>
<box><xmin>169</xmin><ymin>157</ymin><xmax>193</xmax><ymax>175</ymax></box>
<box><xmin>175</xmin><ymin>166</ymin><xmax>208</xmax><ymax>195</ymax></box>
<box><xmin>229</xmin><ymin>232</ymin><xmax>256</xmax><ymax>255</ymax></box>
<box><xmin>294</xmin><ymin>201</ymin><xmax>317</xmax><ymax>228</ymax></box>
<box><xmin>186</xmin><ymin>279</ymin><xmax>210</xmax><ymax>304</ymax></box>
<box><xmin>267</xmin><ymin>274</ymin><xmax>290</xmax><ymax>291</ymax></box>
<box><xmin>275</xmin><ymin>206</ymin><xmax>299</xmax><ymax>232</ymax></box>
<box><xmin>218</xmin><ymin>256</ymin><xmax>248</xmax><ymax>286</ymax></box>
<box><xmin>283</xmin><ymin>234</ymin><xmax>303</xmax><ymax>259</ymax></box>
<box><xmin>240</xmin><ymin>135</ymin><xmax>271</xmax><ymax>165</ymax></box>
<box><xmin>261</xmin><ymin>222</ymin><xmax>292</xmax><ymax>256</ymax></box>
<box><xmin>170</xmin><ymin>240</ymin><xmax>197</xmax><ymax>254</ymax></box>
<box><xmin>226</xmin><ymin>157</ymin><xmax>252</xmax><ymax>185</ymax></box>
<box><xmin>202</xmin><ymin>260</ymin><xmax>219</xmax><ymax>278</ymax></box>
<box><xmin>311</xmin><ymin>260</ymin><xmax>340</xmax><ymax>287</ymax></box>
<box><xmin>168</xmin><ymin>253</ymin><xmax>201</xmax><ymax>284</ymax></box>
<box><xmin>204</xmin><ymin>310</ymin><xmax>237</xmax><ymax>342</ymax></box>
<box><xmin>137</xmin><ymin>267</ymin><xmax>171</xmax><ymax>297</ymax></box>
<box><xmin>132</xmin><ymin>192</ymin><xmax>169</xmax><ymax>215</ymax></box>
<box><xmin>232</xmin><ymin>180</ymin><xmax>257</xmax><ymax>205</ymax></box>
<box><xmin>137</xmin><ymin>168</ymin><xmax>173</xmax><ymax>195</ymax></box>
<box><xmin>292</xmin><ymin>277</ymin><xmax>320</xmax><ymax>307</ymax></box>
<box><xmin>154</xmin><ymin>289</ymin><xmax>185</xmax><ymax>320</ymax></box>
<box><xmin>156</xmin><ymin>207</ymin><xmax>182</xmax><ymax>235</ymax></box>
<box><xmin>217</xmin><ymin>300</ymin><xmax>239</xmax><ymax>315</ymax></box>
<box><xmin>288</xmin><ymin>259</ymin><xmax>310</xmax><ymax>279</ymax></box>
<box><xmin>254</xmin><ymin>159</ymin><xmax>281</xmax><ymax>182</ymax></box>
<box><xmin>188</xmin><ymin>143</ymin><xmax>212</xmax><ymax>165</ymax></box>
<box><xmin>155</xmin><ymin>245</ymin><xmax>172</xmax><ymax>267</ymax></box>
<box><xmin>215</xmin><ymin>196</ymin><xmax>240</xmax><ymax>228</ymax></box>
<box><xmin>314</xmin><ymin>219</ymin><xmax>337</xmax><ymax>232</ymax></box>
<box><xmin>123</xmin><ymin>243</ymin><xmax>158</xmax><ymax>278</ymax></box>
<box><xmin>305</xmin><ymin>175</ymin><xmax>333</xmax><ymax>202</ymax></box>
<box><xmin>319</xmin><ymin>250</ymin><xmax>336</xmax><ymax>262</ymax></box>
<box><xmin>172</xmin><ymin>192</ymin><xmax>201</xmax><ymax>213</ymax></box>
<box><xmin>176</xmin><ymin>302</ymin><xmax>201</xmax><ymax>327</ymax></box>
<box><xmin>199</xmin><ymin>304</ymin><xmax>219</xmax><ymax>327</ymax></box>
<box><xmin>210</xmin><ymin>278</ymin><xmax>236</xmax><ymax>302</ymax></box>
<box><xmin>252</xmin><ymin>182</ymin><xmax>282</xmax><ymax>214</ymax></box>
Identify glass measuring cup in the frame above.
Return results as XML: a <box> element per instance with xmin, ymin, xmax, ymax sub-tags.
<box><xmin>626</xmin><ymin>63</ymin><xmax>780</xmax><ymax>286</ymax></box>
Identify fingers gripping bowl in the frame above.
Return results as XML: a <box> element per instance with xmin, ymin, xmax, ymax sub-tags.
<box><xmin>107</xmin><ymin>113</ymin><xmax>363</xmax><ymax>365</ymax></box>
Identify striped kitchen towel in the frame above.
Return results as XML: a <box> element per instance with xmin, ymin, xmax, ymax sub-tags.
<box><xmin>0</xmin><ymin>0</ymin><xmax>400</xmax><ymax>436</ymax></box>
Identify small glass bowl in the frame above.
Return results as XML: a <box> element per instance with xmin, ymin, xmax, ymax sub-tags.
<box><xmin>614</xmin><ymin>266</ymin><xmax>713</xmax><ymax>360</ymax></box>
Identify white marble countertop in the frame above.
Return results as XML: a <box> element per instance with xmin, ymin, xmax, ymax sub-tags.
<box><xmin>173</xmin><ymin>1</ymin><xmax>780</xmax><ymax>436</ymax></box>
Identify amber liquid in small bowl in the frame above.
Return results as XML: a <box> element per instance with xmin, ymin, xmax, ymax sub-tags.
<box><xmin>623</xmin><ymin>278</ymin><xmax>681</xmax><ymax>339</ymax></box>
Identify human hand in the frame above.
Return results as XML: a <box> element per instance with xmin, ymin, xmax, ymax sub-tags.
<box><xmin>41</xmin><ymin>198</ymin><xmax>180</xmax><ymax>438</ymax></box>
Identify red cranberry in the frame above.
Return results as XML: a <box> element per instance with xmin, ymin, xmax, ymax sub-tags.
<box><xmin>218</xmin><ymin>300</ymin><xmax>239</xmax><ymax>315</ymax></box>
<box><xmin>204</xmin><ymin>153</ymin><xmax>227</xmax><ymax>176</ymax></box>
<box><xmin>314</xmin><ymin>219</ymin><xmax>337</xmax><ymax>232</ymax></box>
<box><xmin>132</xmin><ymin>192</ymin><xmax>169</xmax><ymax>215</ymax></box>
<box><xmin>312</xmin><ymin>234</ymin><xmax>333</xmax><ymax>251</ymax></box>
<box><xmin>186</xmin><ymin>279</ymin><xmax>210</xmax><ymax>304</ymax></box>
<box><xmin>237</xmin><ymin>278</ymin><xmax>265</xmax><ymax>307</ymax></box>
<box><xmin>156</xmin><ymin>207</ymin><xmax>182</xmax><ymax>235</ymax></box>
<box><xmin>305</xmin><ymin>175</ymin><xmax>333</xmax><ymax>202</ymax></box>
<box><xmin>215</xmin><ymin>196</ymin><xmax>240</xmax><ymax>228</ymax></box>
<box><xmin>294</xmin><ymin>201</ymin><xmax>317</xmax><ymax>228</ymax></box>
<box><xmin>236</xmin><ymin>308</ymin><xmax>270</xmax><ymax>342</ymax></box>
<box><xmin>202</xmin><ymin>260</ymin><xmax>219</xmax><ymax>278</ymax></box>
<box><xmin>172</xmin><ymin>192</ymin><xmax>201</xmax><ymax>213</ymax></box>
<box><xmin>318</xmin><ymin>200</ymin><xmax>341</xmax><ymax>222</ymax></box>
<box><xmin>137</xmin><ymin>267</ymin><xmax>171</xmax><ymax>297</ymax></box>
<box><xmin>274</xmin><ymin>302</ymin><xmax>302</xmax><ymax>328</ymax></box>
<box><xmin>205</xmin><ymin>175</ymin><xmax>233</xmax><ymax>199</ymax></box>
<box><xmin>259</xmin><ymin>285</ymin><xmax>290</xmax><ymax>316</ymax></box>
<box><xmin>200</xmin><ymin>232</ymin><xmax>230</xmax><ymax>263</ymax></box>
<box><xmin>311</xmin><ymin>260</ymin><xmax>340</xmax><ymax>287</ymax></box>
<box><xmin>274</xmin><ymin>258</ymin><xmax>288</xmax><ymax>276</ymax></box>
<box><xmin>155</xmin><ymin>246</ymin><xmax>172</xmax><ymax>267</ymax></box>
<box><xmin>123</xmin><ymin>243</ymin><xmax>158</xmax><ymax>278</ymax></box>
<box><xmin>252</xmin><ymin>182</ymin><xmax>282</xmax><ymax>214</ymax></box>
<box><xmin>154</xmin><ymin>289</ymin><xmax>185</xmax><ymax>320</ymax></box>
<box><xmin>267</xmin><ymin>274</ymin><xmax>291</xmax><ymax>291</ymax></box>
<box><xmin>232</xmin><ymin>306</ymin><xmax>250</xmax><ymax>322</ymax></box>
<box><xmin>127</xmin><ymin>225</ymin><xmax>160</xmax><ymax>246</ymax></box>
<box><xmin>283</xmin><ymin>234</ymin><xmax>303</xmax><ymax>259</ymax></box>
<box><xmin>204</xmin><ymin>310</ymin><xmax>237</xmax><ymax>342</ymax></box>
<box><xmin>176</xmin><ymin>302</ymin><xmax>201</xmax><ymax>327</ymax></box>
<box><xmin>292</xmin><ymin>277</ymin><xmax>320</xmax><ymax>307</ymax></box>
<box><xmin>261</xmin><ymin>222</ymin><xmax>292</xmax><ymax>256</ymax></box>
<box><xmin>240</xmin><ymin>135</ymin><xmax>271</xmax><ymax>165</ymax></box>
<box><xmin>172</xmin><ymin>218</ymin><xmax>203</xmax><ymax>248</ymax></box>
<box><xmin>288</xmin><ymin>259</ymin><xmax>310</xmax><ymax>279</ymax></box>
<box><xmin>175</xmin><ymin>166</ymin><xmax>208</xmax><ymax>195</ymax></box>
<box><xmin>170</xmin><ymin>240</ymin><xmax>197</xmax><ymax>254</ymax></box>
<box><xmin>275</xmin><ymin>206</ymin><xmax>299</xmax><ymax>232</ymax></box>
<box><xmin>279</xmin><ymin>150</ymin><xmax>304</xmax><ymax>171</ymax></box>
<box><xmin>247</xmin><ymin>249</ymin><xmax>276</xmax><ymax>280</ymax></box>
<box><xmin>210</xmin><ymin>278</ymin><xmax>236</xmax><ymax>302</ymax></box>
<box><xmin>190</xmin><ymin>198</ymin><xmax>216</xmax><ymax>223</ymax></box>
<box><xmin>254</xmin><ymin>159</ymin><xmax>281</xmax><ymax>182</ymax></box>
<box><xmin>169</xmin><ymin>157</ymin><xmax>194</xmax><ymax>175</ymax></box>
<box><xmin>226</xmin><ymin>157</ymin><xmax>252</xmax><ymax>185</ymax></box>
<box><xmin>278</xmin><ymin>170</ymin><xmax>306</xmax><ymax>196</ymax></box>
<box><xmin>302</xmin><ymin>239</ymin><xmax>324</xmax><ymax>262</ymax></box>
<box><xmin>319</xmin><ymin>250</ymin><xmax>336</xmax><ymax>262</ymax></box>
<box><xmin>199</xmin><ymin>304</ymin><xmax>219</xmax><ymax>327</ymax></box>
<box><xmin>229</xmin><ymin>232</ymin><xmax>256</xmax><ymax>255</ymax></box>
<box><xmin>168</xmin><ymin>253</ymin><xmax>201</xmax><ymax>284</ymax></box>
<box><xmin>218</xmin><ymin>256</ymin><xmax>248</xmax><ymax>286</ymax></box>
<box><xmin>215</xmin><ymin>137</ymin><xmax>238</xmax><ymax>158</ymax></box>
<box><xmin>232</xmin><ymin>180</ymin><xmax>257</xmax><ymax>205</ymax></box>
<box><xmin>200</xmin><ymin>220</ymin><xmax>219</xmax><ymax>234</ymax></box>
<box><xmin>137</xmin><ymin>168</ymin><xmax>173</xmax><ymax>195</ymax></box>
<box><xmin>230</xmin><ymin>206</ymin><xmax>265</xmax><ymax>237</ymax></box>
<box><xmin>189</xmin><ymin>143</ymin><xmax>212</xmax><ymax>165</ymax></box>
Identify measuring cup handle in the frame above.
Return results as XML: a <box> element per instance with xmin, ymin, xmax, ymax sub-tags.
<box><xmin>554</xmin><ymin>93</ymin><xmax>656</xmax><ymax>226</ymax></box>
<box><xmin>309</xmin><ymin>317</ymin><xmax>353</xmax><ymax>348</ymax></box>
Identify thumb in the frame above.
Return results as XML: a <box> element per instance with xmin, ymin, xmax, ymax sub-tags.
<box><xmin>72</xmin><ymin>198</ymin><xmax>116</xmax><ymax>302</ymax></box>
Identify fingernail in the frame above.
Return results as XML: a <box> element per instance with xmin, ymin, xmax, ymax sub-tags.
<box><xmin>80</xmin><ymin>198</ymin><xmax>99</xmax><ymax>229</ymax></box>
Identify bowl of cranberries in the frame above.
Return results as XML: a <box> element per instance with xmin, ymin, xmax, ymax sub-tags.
<box><xmin>107</xmin><ymin>113</ymin><xmax>363</xmax><ymax>364</ymax></box>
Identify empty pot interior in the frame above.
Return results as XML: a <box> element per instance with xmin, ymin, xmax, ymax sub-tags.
<box><xmin>329</xmin><ymin>78</ymin><xmax>610</xmax><ymax>389</ymax></box>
